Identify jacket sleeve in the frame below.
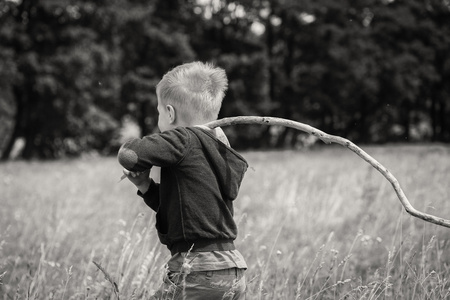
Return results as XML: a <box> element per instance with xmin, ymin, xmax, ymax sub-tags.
<box><xmin>117</xmin><ymin>128</ymin><xmax>191</xmax><ymax>172</ymax></box>
<box><xmin>137</xmin><ymin>179</ymin><xmax>160</xmax><ymax>212</ymax></box>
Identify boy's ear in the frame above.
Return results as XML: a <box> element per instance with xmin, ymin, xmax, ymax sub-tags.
<box><xmin>166</xmin><ymin>105</ymin><xmax>176</xmax><ymax>124</ymax></box>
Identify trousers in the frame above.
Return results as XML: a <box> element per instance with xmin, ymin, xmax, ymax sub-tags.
<box><xmin>150</xmin><ymin>267</ymin><xmax>246</xmax><ymax>300</ymax></box>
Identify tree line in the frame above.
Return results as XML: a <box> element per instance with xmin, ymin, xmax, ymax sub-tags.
<box><xmin>0</xmin><ymin>0</ymin><xmax>449</xmax><ymax>159</ymax></box>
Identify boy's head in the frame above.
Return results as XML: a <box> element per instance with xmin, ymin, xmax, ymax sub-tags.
<box><xmin>156</xmin><ymin>61</ymin><xmax>228</xmax><ymax>131</ymax></box>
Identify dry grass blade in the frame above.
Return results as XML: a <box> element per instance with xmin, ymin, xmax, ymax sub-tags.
<box><xmin>0</xmin><ymin>271</ymin><xmax>6</xmax><ymax>284</ymax></box>
<box><xmin>204</xmin><ymin>116</ymin><xmax>450</xmax><ymax>229</ymax></box>
<box><xmin>92</xmin><ymin>261</ymin><xmax>120</xmax><ymax>300</ymax></box>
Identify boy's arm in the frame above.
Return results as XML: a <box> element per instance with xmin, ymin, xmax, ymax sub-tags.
<box><xmin>138</xmin><ymin>179</ymin><xmax>160</xmax><ymax>212</ymax></box>
<box><xmin>122</xmin><ymin>169</ymin><xmax>159</xmax><ymax>211</ymax></box>
<box><xmin>118</xmin><ymin>128</ymin><xmax>190</xmax><ymax>172</ymax></box>
<box><xmin>118</xmin><ymin>129</ymin><xmax>187</xmax><ymax>209</ymax></box>
<box><xmin>122</xmin><ymin>169</ymin><xmax>151</xmax><ymax>193</ymax></box>
<box><xmin>123</xmin><ymin>167</ymin><xmax>160</xmax><ymax>192</ymax></box>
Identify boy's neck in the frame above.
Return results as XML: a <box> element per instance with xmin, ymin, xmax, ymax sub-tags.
<box><xmin>179</xmin><ymin>117</ymin><xmax>213</xmax><ymax>128</ymax></box>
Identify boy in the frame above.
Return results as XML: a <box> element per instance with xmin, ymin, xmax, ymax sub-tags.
<box><xmin>118</xmin><ymin>62</ymin><xmax>248</xmax><ymax>299</ymax></box>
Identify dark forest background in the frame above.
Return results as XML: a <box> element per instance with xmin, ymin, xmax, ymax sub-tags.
<box><xmin>1</xmin><ymin>0</ymin><xmax>449</xmax><ymax>159</ymax></box>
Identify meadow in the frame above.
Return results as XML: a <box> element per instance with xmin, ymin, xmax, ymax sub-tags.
<box><xmin>1</xmin><ymin>144</ymin><xmax>450</xmax><ymax>299</ymax></box>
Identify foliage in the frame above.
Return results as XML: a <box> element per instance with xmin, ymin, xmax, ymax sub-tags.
<box><xmin>118</xmin><ymin>0</ymin><xmax>197</xmax><ymax>136</ymax></box>
<box><xmin>0</xmin><ymin>0</ymin><xmax>449</xmax><ymax>159</ymax></box>
<box><xmin>0</xmin><ymin>0</ymin><xmax>122</xmax><ymax>158</ymax></box>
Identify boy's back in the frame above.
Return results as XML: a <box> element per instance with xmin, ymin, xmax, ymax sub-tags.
<box><xmin>118</xmin><ymin>126</ymin><xmax>248</xmax><ymax>253</ymax></box>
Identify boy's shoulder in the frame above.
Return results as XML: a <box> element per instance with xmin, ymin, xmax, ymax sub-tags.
<box><xmin>153</xmin><ymin>127</ymin><xmax>192</xmax><ymax>145</ymax></box>
<box><xmin>187</xmin><ymin>126</ymin><xmax>247</xmax><ymax>164</ymax></box>
<box><xmin>156</xmin><ymin>126</ymin><xmax>246</xmax><ymax>166</ymax></box>
<box><xmin>185</xmin><ymin>126</ymin><xmax>229</xmax><ymax>150</ymax></box>
<box><xmin>191</xmin><ymin>126</ymin><xmax>230</xmax><ymax>146</ymax></box>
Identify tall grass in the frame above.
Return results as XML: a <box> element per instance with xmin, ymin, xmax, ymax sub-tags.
<box><xmin>1</xmin><ymin>145</ymin><xmax>449</xmax><ymax>299</ymax></box>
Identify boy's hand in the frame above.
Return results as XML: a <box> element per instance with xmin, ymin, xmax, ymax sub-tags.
<box><xmin>122</xmin><ymin>168</ymin><xmax>151</xmax><ymax>193</ymax></box>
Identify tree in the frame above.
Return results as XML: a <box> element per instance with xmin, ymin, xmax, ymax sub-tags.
<box><xmin>1</xmin><ymin>0</ymin><xmax>121</xmax><ymax>159</ymax></box>
<box><xmin>0</xmin><ymin>1</ymin><xmax>19</xmax><ymax>157</ymax></box>
<box><xmin>118</xmin><ymin>0</ymin><xmax>197</xmax><ymax>136</ymax></box>
<box><xmin>1</xmin><ymin>0</ymin><xmax>449</xmax><ymax>159</ymax></box>
<box><xmin>424</xmin><ymin>0</ymin><xmax>450</xmax><ymax>142</ymax></box>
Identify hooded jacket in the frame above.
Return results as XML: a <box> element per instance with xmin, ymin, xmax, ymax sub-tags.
<box><xmin>118</xmin><ymin>127</ymin><xmax>248</xmax><ymax>254</ymax></box>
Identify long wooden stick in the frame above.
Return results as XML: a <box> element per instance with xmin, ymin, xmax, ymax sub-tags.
<box><xmin>204</xmin><ymin>116</ymin><xmax>450</xmax><ymax>229</ymax></box>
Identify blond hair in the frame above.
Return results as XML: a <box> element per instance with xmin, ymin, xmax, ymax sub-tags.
<box><xmin>156</xmin><ymin>61</ymin><xmax>228</xmax><ymax>123</ymax></box>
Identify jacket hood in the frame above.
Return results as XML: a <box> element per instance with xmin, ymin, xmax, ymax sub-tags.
<box><xmin>188</xmin><ymin>127</ymin><xmax>248</xmax><ymax>201</ymax></box>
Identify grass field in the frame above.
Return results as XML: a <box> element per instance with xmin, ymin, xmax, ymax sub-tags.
<box><xmin>1</xmin><ymin>144</ymin><xmax>450</xmax><ymax>299</ymax></box>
